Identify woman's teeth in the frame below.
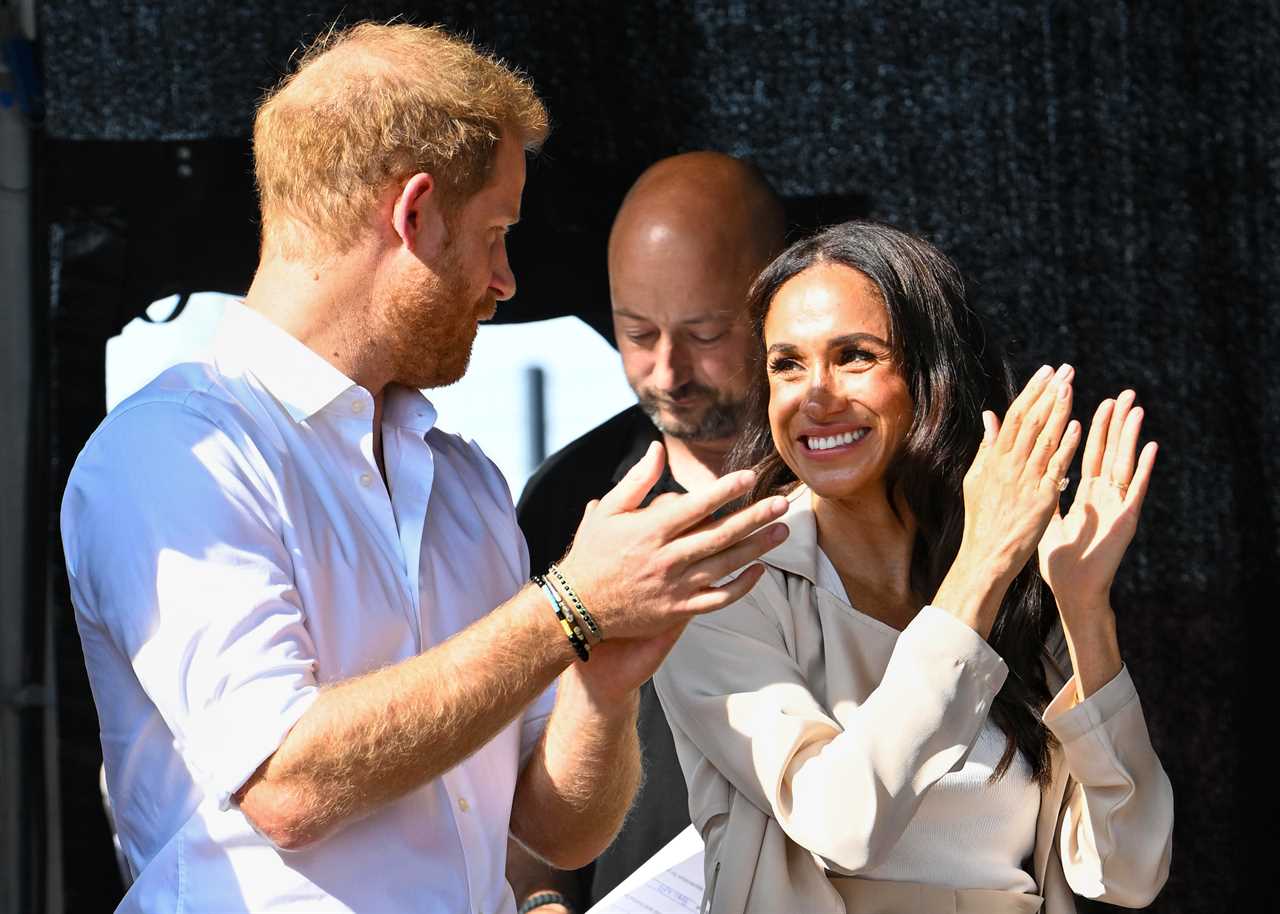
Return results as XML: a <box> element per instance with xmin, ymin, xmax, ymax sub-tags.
<box><xmin>804</xmin><ymin>429</ymin><xmax>868</xmax><ymax>451</ymax></box>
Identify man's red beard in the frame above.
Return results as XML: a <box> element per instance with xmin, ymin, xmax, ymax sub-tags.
<box><xmin>381</xmin><ymin>252</ymin><xmax>492</xmax><ymax>390</ymax></box>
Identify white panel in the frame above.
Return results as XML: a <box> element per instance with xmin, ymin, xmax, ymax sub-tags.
<box><xmin>106</xmin><ymin>297</ymin><xmax>636</xmax><ymax>501</ymax></box>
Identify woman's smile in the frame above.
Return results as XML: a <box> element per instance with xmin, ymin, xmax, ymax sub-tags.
<box><xmin>798</xmin><ymin>425</ymin><xmax>871</xmax><ymax>456</ymax></box>
<box><xmin>764</xmin><ymin>263</ymin><xmax>913</xmax><ymax>498</ymax></box>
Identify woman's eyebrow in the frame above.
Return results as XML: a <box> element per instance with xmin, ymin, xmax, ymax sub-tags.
<box><xmin>766</xmin><ymin>332</ymin><xmax>888</xmax><ymax>356</ymax></box>
<box><xmin>829</xmin><ymin>332</ymin><xmax>889</xmax><ymax>348</ymax></box>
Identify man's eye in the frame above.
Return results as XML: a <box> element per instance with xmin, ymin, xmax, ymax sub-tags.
<box><xmin>626</xmin><ymin>332</ymin><xmax>657</xmax><ymax>344</ymax></box>
<box><xmin>691</xmin><ymin>332</ymin><xmax>726</xmax><ymax>344</ymax></box>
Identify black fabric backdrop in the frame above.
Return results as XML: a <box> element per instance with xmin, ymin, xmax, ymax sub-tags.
<box><xmin>38</xmin><ymin>1</ymin><xmax>1271</xmax><ymax>910</ymax></box>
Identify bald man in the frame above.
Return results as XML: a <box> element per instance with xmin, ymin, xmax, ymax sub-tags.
<box><xmin>512</xmin><ymin>152</ymin><xmax>785</xmax><ymax>913</ymax></box>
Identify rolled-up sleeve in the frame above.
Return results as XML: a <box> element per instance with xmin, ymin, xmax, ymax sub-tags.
<box><xmin>519</xmin><ymin>680</ymin><xmax>556</xmax><ymax>766</ymax></box>
<box><xmin>62</xmin><ymin>400</ymin><xmax>320</xmax><ymax>809</ymax></box>
<box><xmin>1043</xmin><ymin>665</ymin><xmax>1174</xmax><ymax>906</ymax></box>
<box><xmin>655</xmin><ymin>587</ymin><xmax>1007</xmax><ymax>874</ymax></box>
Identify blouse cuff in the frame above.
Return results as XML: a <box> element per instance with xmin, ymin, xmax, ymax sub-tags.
<box><xmin>901</xmin><ymin>607</ymin><xmax>1008</xmax><ymax>770</ymax></box>
<box><xmin>1042</xmin><ymin>664</ymin><xmax>1137</xmax><ymax>743</ymax></box>
<box><xmin>911</xmin><ymin>605</ymin><xmax>1009</xmax><ymax>688</ymax></box>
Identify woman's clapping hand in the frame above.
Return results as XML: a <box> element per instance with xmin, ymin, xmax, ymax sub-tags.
<box><xmin>933</xmin><ymin>363</ymin><xmax>1081</xmax><ymax>636</ymax></box>
<box><xmin>962</xmin><ymin>362</ymin><xmax>1083</xmax><ymax>578</ymax></box>
<box><xmin>1038</xmin><ymin>390</ymin><xmax>1157</xmax><ymax>619</ymax></box>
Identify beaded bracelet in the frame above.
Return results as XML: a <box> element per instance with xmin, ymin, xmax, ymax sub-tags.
<box><xmin>547</xmin><ymin>563</ymin><xmax>603</xmax><ymax>643</ymax></box>
<box><xmin>518</xmin><ymin>891</ymin><xmax>574</xmax><ymax>914</ymax></box>
<box><xmin>533</xmin><ymin>575</ymin><xmax>590</xmax><ymax>662</ymax></box>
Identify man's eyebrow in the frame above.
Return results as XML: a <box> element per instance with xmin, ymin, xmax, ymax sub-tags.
<box><xmin>611</xmin><ymin>309</ymin><xmax>730</xmax><ymax>324</ymax></box>
<box><xmin>680</xmin><ymin>313</ymin><xmax>732</xmax><ymax>325</ymax></box>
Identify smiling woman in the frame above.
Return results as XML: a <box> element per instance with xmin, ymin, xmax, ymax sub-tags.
<box><xmin>762</xmin><ymin>263</ymin><xmax>915</xmax><ymax>502</ymax></box>
<box><xmin>653</xmin><ymin>220</ymin><xmax>1173</xmax><ymax>914</ymax></box>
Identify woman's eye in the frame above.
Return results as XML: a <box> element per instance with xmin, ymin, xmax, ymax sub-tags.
<box><xmin>768</xmin><ymin>357</ymin><xmax>799</xmax><ymax>374</ymax></box>
<box><xmin>839</xmin><ymin>348</ymin><xmax>877</xmax><ymax>366</ymax></box>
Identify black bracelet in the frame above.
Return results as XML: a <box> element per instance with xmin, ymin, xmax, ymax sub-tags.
<box><xmin>518</xmin><ymin>890</ymin><xmax>574</xmax><ymax>914</ymax></box>
<box><xmin>534</xmin><ymin>575</ymin><xmax>590</xmax><ymax>662</ymax></box>
<box><xmin>547</xmin><ymin>563</ymin><xmax>603</xmax><ymax>643</ymax></box>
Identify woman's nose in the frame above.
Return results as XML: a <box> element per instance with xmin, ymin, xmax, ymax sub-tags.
<box><xmin>802</xmin><ymin>372</ymin><xmax>842</xmax><ymax>418</ymax></box>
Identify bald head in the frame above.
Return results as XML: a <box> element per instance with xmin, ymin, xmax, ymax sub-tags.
<box><xmin>609</xmin><ymin>153</ymin><xmax>784</xmax><ymax>448</ymax></box>
<box><xmin>609</xmin><ymin>152</ymin><xmax>785</xmax><ymax>288</ymax></box>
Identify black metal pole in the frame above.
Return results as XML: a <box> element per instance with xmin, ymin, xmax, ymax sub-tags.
<box><xmin>525</xmin><ymin>365</ymin><xmax>546</xmax><ymax>474</ymax></box>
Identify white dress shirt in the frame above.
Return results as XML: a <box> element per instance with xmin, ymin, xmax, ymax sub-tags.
<box><xmin>62</xmin><ymin>302</ymin><xmax>554</xmax><ymax>914</ymax></box>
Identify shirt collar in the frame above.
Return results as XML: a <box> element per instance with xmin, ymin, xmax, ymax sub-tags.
<box><xmin>383</xmin><ymin>385</ymin><xmax>439</xmax><ymax>437</ymax></box>
<box><xmin>214</xmin><ymin>301</ymin><xmax>357</xmax><ymax>423</ymax></box>
<box><xmin>763</xmin><ymin>485</ymin><xmax>862</xmax><ymax>607</ymax></box>
<box><xmin>608</xmin><ymin>407</ymin><xmax>667</xmax><ymax>486</ymax></box>
<box><xmin>761</xmin><ymin>484</ymin><xmax>822</xmax><ymax>585</ymax></box>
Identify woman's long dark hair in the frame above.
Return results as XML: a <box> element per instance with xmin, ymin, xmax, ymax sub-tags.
<box><xmin>731</xmin><ymin>220</ymin><xmax>1057</xmax><ymax>784</ymax></box>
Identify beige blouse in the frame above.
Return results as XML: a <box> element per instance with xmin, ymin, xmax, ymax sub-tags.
<box><xmin>653</xmin><ymin>486</ymin><xmax>1173</xmax><ymax>914</ymax></box>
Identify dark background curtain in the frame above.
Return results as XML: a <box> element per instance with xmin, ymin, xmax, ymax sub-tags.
<box><xmin>37</xmin><ymin>1</ymin><xmax>1270</xmax><ymax>910</ymax></box>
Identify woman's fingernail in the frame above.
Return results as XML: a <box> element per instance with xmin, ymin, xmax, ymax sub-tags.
<box><xmin>1055</xmin><ymin>363</ymin><xmax>1073</xmax><ymax>381</ymax></box>
<box><xmin>770</xmin><ymin>524</ymin><xmax>789</xmax><ymax>542</ymax></box>
<box><xmin>1034</xmin><ymin>364</ymin><xmax>1053</xmax><ymax>381</ymax></box>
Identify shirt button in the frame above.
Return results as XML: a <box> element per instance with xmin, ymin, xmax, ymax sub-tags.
<box><xmin>359</xmin><ymin>473</ymin><xmax>373</xmax><ymax>487</ymax></box>
<box><xmin>457</xmin><ymin>797</ymin><xmax>470</xmax><ymax>813</ymax></box>
<box><xmin>351</xmin><ymin>399</ymin><xmax>364</xmax><ymax>414</ymax></box>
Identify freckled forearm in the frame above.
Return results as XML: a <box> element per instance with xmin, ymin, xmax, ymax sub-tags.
<box><xmin>238</xmin><ymin>585</ymin><xmax>574</xmax><ymax>847</ymax></box>
<box><xmin>546</xmin><ymin>680</ymin><xmax>641</xmax><ymax>813</ymax></box>
<box><xmin>511</xmin><ymin>678</ymin><xmax>641</xmax><ymax>868</ymax></box>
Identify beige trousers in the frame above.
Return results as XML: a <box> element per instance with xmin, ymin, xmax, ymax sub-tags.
<box><xmin>830</xmin><ymin>877</ymin><xmax>1044</xmax><ymax>914</ymax></box>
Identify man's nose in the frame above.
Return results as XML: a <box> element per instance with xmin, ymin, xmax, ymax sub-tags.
<box><xmin>651</xmin><ymin>336</ymin><xmax>688</xmax><ymax>391</ymax></box>
<box><xmin>490</xmin><ymin>245</ymin><xmax>516</xmax><ymax>301</ymax></box>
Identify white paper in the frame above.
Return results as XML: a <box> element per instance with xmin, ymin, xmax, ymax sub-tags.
<box><xmin>586</xmin><ymin>824</ymin><xmax>705</xmax><ymax>914</ymax></box>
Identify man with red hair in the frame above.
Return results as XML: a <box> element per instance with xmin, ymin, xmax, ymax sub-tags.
<box><xmin>61</xmin><ymin>23</ymin><xmax>787</xmax><ymax>913</ymax></box>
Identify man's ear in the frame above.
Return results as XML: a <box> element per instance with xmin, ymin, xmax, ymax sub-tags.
<box><xmin>393</xmin><ymin>172</ymin><xmax>448</xmax><ymax>259</ymax></box>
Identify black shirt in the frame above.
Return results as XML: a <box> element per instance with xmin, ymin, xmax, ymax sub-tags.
<box><xmin>516</xmin><ymin>404</ymin><xmax>690</xmax><ymax>905</ymax></box>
